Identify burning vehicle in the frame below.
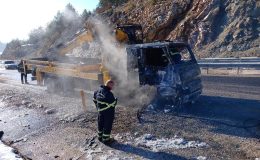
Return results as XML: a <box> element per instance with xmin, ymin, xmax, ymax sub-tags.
<box><xmin>126</xmin><ymin>41</ymin><xmax>202</xmax><ymax>107</ymax></box>
<box><xmin>20</xmin><ymin>23</ymin><xmax>202</xmax><ymax>108</ymax></box>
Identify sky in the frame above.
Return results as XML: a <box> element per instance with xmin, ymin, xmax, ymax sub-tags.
<box><xmin>0</xmin><ymin>0</ymin><xmax>99</xmax><ymax>43</ymax></box>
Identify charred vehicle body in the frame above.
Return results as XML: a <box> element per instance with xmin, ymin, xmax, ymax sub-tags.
<box><xmin>21</xmin><ymin>24</ymin><xmax>202</xmax><ymax>107</ymax></box>
<box><xmin>126</xmin><ymin>41</ymin><xmax>202</xmax><ymax>106</ymax></box>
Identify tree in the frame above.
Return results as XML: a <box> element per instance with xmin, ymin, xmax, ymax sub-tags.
<box><xmin>8</xmin><ymin>39</ymin><xmax>22</xmax><ymax>48</ymax></box>
<box><xmin>65</xmin><ymin>3</ymin><xmax>76</xmax><ymax>13</ymax></box>
<box><xmin>46</xmin><ymin>3</ymin><xmax>79</xmax><ymax>36</ymax></box>
<box><xmin>81</xmin><ymin>9</ymin><xmax>91</xmax><ymax>22</ymax></box>
<box><xmin>28</xmin><ymin>27</ymin><xmax>45</xmax><ymax>44</ymax></box>
<box><xmin>63</xmin><ymin>3</ymin><xmax>80</xmax><ymax>24</ymax></box>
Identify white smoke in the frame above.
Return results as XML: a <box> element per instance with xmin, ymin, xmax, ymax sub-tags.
<box><xmin>48</xmin><ymin>15</ymin><xmax>156</xmax><ymax>107</ymax></box>
<box><xmin>89</xmin><ymin>17</ymin><xmax>128</xmax><ymax>81</ymax></box>
<box><xmin>88</xmin><ymin>16</ymin><xmax>156</xmax><ymax>106</ymax></box>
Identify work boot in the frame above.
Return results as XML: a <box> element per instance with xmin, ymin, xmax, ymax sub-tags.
<box><xmin>98</xmin><ymin>137</ymin><xmax>103</xmax><ymax>142</ymax></box>
<box><xmin>102</xmin><ymin>137</ymin><xmax>115</xmax><ymax>146</ymax></box>
<box><xmin>98</xmin><ymin>131</ymin><xmax>103</xmax><ymax>142</ymax></box>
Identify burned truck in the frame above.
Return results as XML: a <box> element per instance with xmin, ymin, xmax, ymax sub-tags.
<box><xmin>21</xmin><ymin>24</ymin><xmax>201</xmax><ymax>108</ymax></box>
<box><xmin>126</xmin><ymin>41</ymin><xmax>202</xmax><ymax>106</ymax></box>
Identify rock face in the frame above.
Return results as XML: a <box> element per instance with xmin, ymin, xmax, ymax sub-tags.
<box><xmin>98</xmin><ymin>0</ymin><xmax>260</xmax><ymax>57</ymax></box>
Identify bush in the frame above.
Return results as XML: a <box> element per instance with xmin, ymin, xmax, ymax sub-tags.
<box><xmin>99</xmin><ymin>0</ymin><xmax>128</xmax><ymax>7</ymax></box>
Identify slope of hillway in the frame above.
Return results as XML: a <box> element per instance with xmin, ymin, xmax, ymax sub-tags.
<box><xmin>0</xmin><ymin>74</ymin><xmax>259</xmax><ymax>159</ymax></box>
<box><xmin>98</xmin><ymin>0</ymin><xmax>260</xmax><ymax>58</ymax></box>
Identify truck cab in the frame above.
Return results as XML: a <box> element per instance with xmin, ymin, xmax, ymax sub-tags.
<box><xmin>126</xmin><ymin>41</ymin><xmax>202</xmax><ymax>105</ymax></box>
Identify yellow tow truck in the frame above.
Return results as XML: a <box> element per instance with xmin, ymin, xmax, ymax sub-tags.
<box><xmin>21</xmin><ymin>24</ymin><xmax>143</xmax><ymax>93</ymax></box>
<box><xmin>20</xmin><ymin>23</ymin><xmax>202</xmax><ymax>108</ymax></box>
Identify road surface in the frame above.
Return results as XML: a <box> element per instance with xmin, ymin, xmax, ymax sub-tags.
<box><xmin>0</xmin><ymin>69</ymin><xmax>259</xmax><ymax>159</ymax></box>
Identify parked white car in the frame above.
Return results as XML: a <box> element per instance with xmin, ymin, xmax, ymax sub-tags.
<box><xmin>2</xmin><ymin>60</ymin><xmax>17</xmax><ymax>70</ymax></box>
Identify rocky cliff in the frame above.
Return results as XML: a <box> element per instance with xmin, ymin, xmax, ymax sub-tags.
<box><xmin>98</xmin><ymin>0</ymin><xmax>260</xmax><ymax>57</ymax></box>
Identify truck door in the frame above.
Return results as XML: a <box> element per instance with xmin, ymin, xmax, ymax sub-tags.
<box><xmin>169</xmin><ymin>45</ymin><xmax>202</xmax><ymax>100</ymax></box>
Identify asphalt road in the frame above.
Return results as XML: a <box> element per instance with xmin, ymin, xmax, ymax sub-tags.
<box><xmin>198</xmin><ymin>75</ymin><xmax>260</xmax><ymax>122</ymax></box>
<box><xmin>0</xmin><ymin>68</ymin><xmax>36</xmax><ymax>85</ymax></box>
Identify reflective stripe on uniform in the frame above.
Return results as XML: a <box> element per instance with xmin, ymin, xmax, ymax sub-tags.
<box><xmin>93</xmin><ymin>98</ymin><xmax>116</xmax><ymax>112</ymax></box>
<box><xmin>102</xmin><ymin>134</ymin><xmax>110</xmax><ymax>141</ymax></box>
<box><xmin>103</xmin><ymin>134</ymin><xmax>110</xmax><ymax>137</ymax></box>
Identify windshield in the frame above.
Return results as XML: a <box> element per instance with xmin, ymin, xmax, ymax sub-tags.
<box><xmin>143</xmin><ymin>47</ymin><xmax>169</xmax><ymax>67</ymax></box>
<box><xmin>4</xmin><ymin>61</ymin><xmax>15</xmax><ymax>64</ymax></box>
<box><xmin>142</xmin><ymin>45</ymin><xmax>193</xmax><ymax>67</ymax></box>
<box><xmin>168</xmin><ymin>46</ymin><xmax>192</xmax><ymax>64</ymax></box>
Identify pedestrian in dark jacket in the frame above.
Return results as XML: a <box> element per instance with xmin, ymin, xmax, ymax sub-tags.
<box><xmin>17</xmin><ymin>60</ymin><xmax>28</xmax><ymax>84</ymax></box>
<box><xmin>0</xmin><ymin>131</ymin><xmax>4</xmax><ymax>140</ymax></box>
<box><xmin>93</xmin><ymin>80</ymin><xmax>117</xmax><ymax>145</ymax></box>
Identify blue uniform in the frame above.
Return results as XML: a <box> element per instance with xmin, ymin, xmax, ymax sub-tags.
<box><xmin>93</xmin><ymin>85</ymin><xmax>117</xmax><ymax>142</ymax></box>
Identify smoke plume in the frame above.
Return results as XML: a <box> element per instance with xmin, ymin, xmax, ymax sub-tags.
<box><xmin>88</xmin><ymin>16</ymin><xmax>156</xmax><ymax>107</ymax></box>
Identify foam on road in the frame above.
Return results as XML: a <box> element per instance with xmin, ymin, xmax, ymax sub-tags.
<box><xmin>0</xmin><ymin>141</ymin><xmax>23</xmax><ymax>160</ymax></box>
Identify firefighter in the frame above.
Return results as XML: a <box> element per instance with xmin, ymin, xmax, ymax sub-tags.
<box><xmin>17</xmin><ymin>60</ymin><xmax>28</xmax><ymax>84</ymax></box>
<box><xmin>93</xmin><ymin>80</ymin><xmax>117</xmax><ymax>145</ymax></box>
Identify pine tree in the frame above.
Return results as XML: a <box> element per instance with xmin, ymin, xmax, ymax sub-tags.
<box><xmin>65</xmin><ymin>3</ymin><xmax>76</xmax><ymax>13</ymax></box>
<box><xmin>81</xmin><ymin>9</ymin><xmax>91</xmax><ymax>22</ymax></box>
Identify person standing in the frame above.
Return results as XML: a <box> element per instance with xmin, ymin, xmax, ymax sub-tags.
<box><xmin>0</xmin><ymin>131</ymin><xmax>3</xmax><ymax>140</ymax></box>
<box><xmin>93</xmin><ymin>80</ymin><xmax>117</xmax><ymax>145</ymax></box>
<box><xmin>17</xmin><ymin>60</ymin><xmax>28</xmax><ymax>84</ymax></box>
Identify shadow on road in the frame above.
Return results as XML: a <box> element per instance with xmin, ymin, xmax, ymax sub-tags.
<box><xmin>111</xmin><ymin>142</ymin><xmax>187</xmax><ymax>160</ymax></box>
<box><xmin>179</xmin><ymin>95</ymin><xmax>260</xmax><ymax>138</ymax></box>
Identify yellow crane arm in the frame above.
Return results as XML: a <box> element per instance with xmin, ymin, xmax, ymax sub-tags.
<box><xmin>59</xmin><ymin>31</ymin><xmax>94</xmax><ymax>55</ymax></box>
<box><xmin>115</xmin><ymin>29</ymin><xmax>129</xmax><ymax>43</ymax></box>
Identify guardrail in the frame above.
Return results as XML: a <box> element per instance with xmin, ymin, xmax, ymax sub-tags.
<box><xmin>197</xmin><ymin>57</ymin><xmax>260</xmax><ymax>75</ymax></box>
<box><xmin>198</xmin><ymin>57</ymin><xmax>260</xmax><ymax>63</ymax></box>
<box><xmin>198</xmin><ymin>62</ymin><xmax>260</xmax><ymax>68</ymax></box>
